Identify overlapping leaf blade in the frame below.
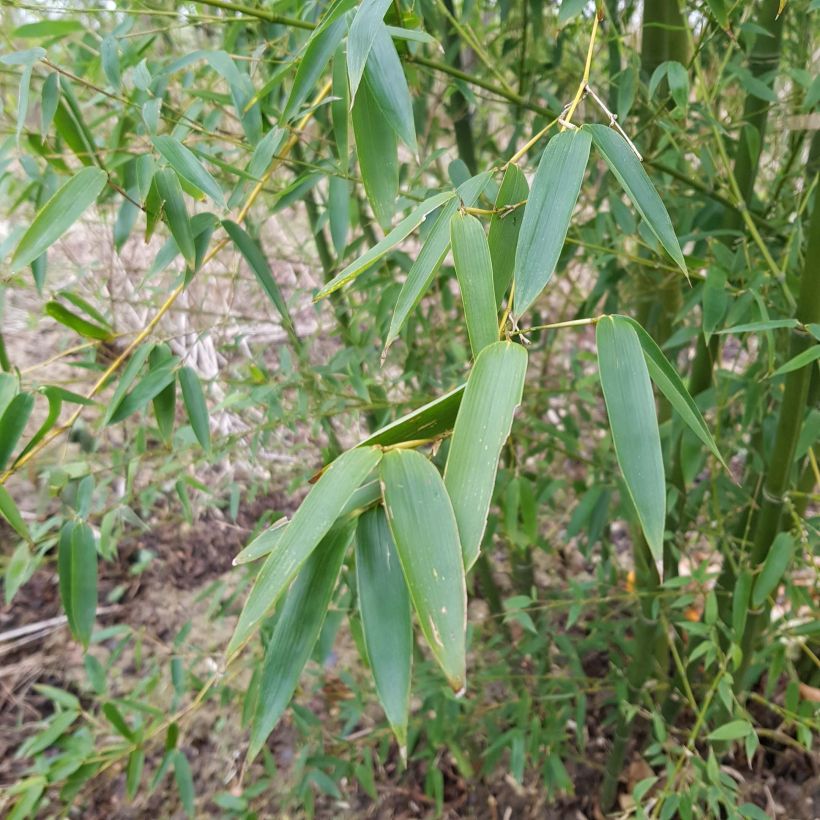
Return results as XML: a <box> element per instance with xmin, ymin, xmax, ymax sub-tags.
<box><xmin>179</xmin><ymin>366</ymin><xmax>210</xmax><ymax>451</ymax></box>
<box><xmin>0</xmin><ymin>393</ymin><xmax>35</xmax><ymax>470</ymax></box>
<box><xmin>488</xmin><ymin>163</ymin><xmax>529</xmax><ymax>305</ymax></box>
<box><xmin>347</xmin><ymin>0</ymin><xmax>392</xmax><ymax>101</ymax></box>
<box><xmin>152</xmin><ymin>135</ymin><xmax>225</xmax><ymax>207</ymax></box>
<box><xmin>155</xmin><ymin>168</ymin><xmax>196</xmax><ymax>268</ymax></box>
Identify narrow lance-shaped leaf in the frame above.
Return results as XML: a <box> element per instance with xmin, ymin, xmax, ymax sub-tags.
<box><xmin>154</xmin><ymin>168</ymin><xmax>196</xmax><ymax>268</ymax></box>
<box><xmin>0</xmin><ymin>486</ymin><xmax>30</xmax><ymax>541</ymax></box>
<box><xmin>596</xmin><ymin>315</ymin><xmax>666</xmax><ymax>565</ymax></box>
<box><xmin>227</xmin><ymin>446</ymin><xmax>382</xmax><ymax>655</ymax></box>
<box><xmin>316</xmin><ymin>192</ymin><xmax>455</xmax><ymax>299</ymax></box>
<box><xmin>356</xmin><ymin>507</ymin><xmax>412</xmax><ymax>755</ymax></box>
<box><xmin>101</xmin><ymin>343</ymin><xmax>152</xmax><ymax>426</ymax></box>
<box><xmin>587</xmin><ymin>124</ymin><xmax>687</xmax><ymax>277</ymax></box>
<box><xmin>513</xmin><ymin>129</ymin><xmax>591</xmax><ymax>315</ymax></box>
<box><xmin>16</xmin><ymin>387</ymin><xmax>61</xmax><ymax>463</ymax></box>
<box><xmin>249</xmin><ymin>523</ymin><xmax>352</xmax><ymax>760</ymax></box>
<box><xmin>352</xmin><ymin>76</ymin><xmax>398</xmax><ymax>229</ymax></box>
<box><xmin>150</xmin><ymin>346</ymin><xmax>176</xmax><ymax>445</ymax></box>
<box><xmin>233</xmin><ymin>518</ymin><xmax>288</xmax><ymax>566</ymax></box>
<box><xmin>223</xmin><ymin>220</ymin><xmax>293</xmax><ymax>329</ymax></box>
<box><xmin>381</xmin><ymin>449</ymin><xmax>467</xmax><ymax>691</ymax></box>
<box><xmin>11</xmin><ymin>166</ymin><xmax>107</xmax><ymax>272</ymax></box>
<box><xmin>751</xmin><ymin>532</ymin><xmax>795</xmax><ymax>608</ymax></box>
<box><xmin>152</xmin><ymin>135</ymin><xmax>225</xmax><ymax>207</ymax></box>
<box><xmin>45</xmin><ymin>301</ymin><xmax>112</xmax><ymax>341</ymax></box>
<box><xmin>58</xmin><ymin>521</ymin><xmax>98</xmax><ymax>647</ymax></box>
<box><xmin>108</xmin><ymin>363</ymin><xmax>178</xmax><ymax>425</ymax></box>
<box><xmin>179</xmin><ymin>366</ymin><xmax>211</xmax><ymax>451</ymax></box>
<box><xmin>0</xmin><ymin>393</ymin><xmax>35</xmax><ymax>470</ymax></box>
<box><xmin>444</xmin><ymin>341</ymin><xmax>528</xmax><ymax>569</ymax></box>
<box><xmin>450</xmin><ymin>212</ymin><xmax>499</xmax><ymax>357</ymax></box>
<box><xmin>616</xmin><ymin>315</ymin><xmax>726</xmax><ymax>469</ymax></box>
<box><xmin>488</xmin><ymin>163</ymin><xmax>528</xmax><ymax>305</ymax></box>
<box><xmin>347</xmin><ymin>0</ymin><xmax>393</xmax><ymax>101</ymax></box>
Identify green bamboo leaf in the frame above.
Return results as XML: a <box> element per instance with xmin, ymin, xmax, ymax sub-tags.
<box><xmin>173</xmin><ymin>750</ymin><xmax>195</xmax><ymax>817</ymax></box>
<box><xmin>332</xmin><ymin>44</ymin><xmax>350</xmax><ymax>172</ymax></box>
<box><xmin>100</xmin><ymin>36</ymin><xmax>121</xmax><ymax>89</ymax></box>
<box><xmin>101</xmin><ymin>344</ymin><xmax>152</xmax><ymax>426</ymax></box>
<box><xmin>616</xmin><ymin>315</ymin><xmax>726</xmax><ymax>468</ymax></box>
<box><xmin>356</xmin><ymin>507</ymin><xmax>412</xmax><ymax>753</ymax></box>
<box><xmin>0</xmin><ymin>486</ymin><xmax>30</xmax><ymax>541</ymax></box>
<box><xmin>10</xmin><ymin>167</ymin><xmax>107</xmax><ymax>272</ymax></box>
<box><xmin>222</xmin><ymin>220</ymin><xmax>293</xmax><ymax>329</ymax></box>
<box><xmin>179</xmin><ymin>366</ymin><xmax>210</xmax><ymax>451</ymax></box>
<box><xmin>347</xmin><ymin>0</ymin><xmax>392</xmax><ymax>101</ymax></box>
<box><xmin>102</xmin><ymin>702</ymin><xmax>135</xmax><ymax>741</ymax></box>
<box><xmin>707</xmin><ymin>720</ymin><xmax>754</xmax><ymax>742</ymax></box>
<box><xmin>45</xmin><ymin>301</ymin><xmax>111</xmax><ymax>341</ymax></box>
<box><xmin>444</xmin><ymin>341</ymin><xmax>528</xmax><ymax>569</ymax></box>
<box><xmin>732</xmin><ymin>569</ymin><xmax>753</xmax><ymax>638</ymax></box>
<box><xmin>596</xmin><ymin>315</ymin><xmax>666</xmax><ymax>564</ymax></box>
<box><xmin>752</xmin><ymin>532</ymin><xmax>795</xmax><ymax>608</ymax></box>
<box><xmin>108</xmin><ymin>363</ymin><xmax>178</xmax><ymax>425</ymax></box>
<box><xmin>513</xmin><ymin>129</ymin><xmax>591</xmax><ymax>315</ymax></box>
<box><xmin>718</xmin><ymin>319</ymin><xmax>799</xmax><ymax>335</ymax></box>
<box><xmin>228</xmin><ymin>446</ymin><xmax>382</xmax><ymax>655</ymax></box>
<box><xmin>14</xmin><ymin>19</ymin><xmax>84</xmax><ymax>38</ymax></box>
<box><xmin>53</xmin><ymin>96</ymin><xmax>94</xmax><ymax>166</ymax></box>
<box><xmin>770</xmin><ymin>344</ymin><xmax>820</xmax><ymax>377</ymax></box>
<box><xmin>488</xmin><ymin>163</ymin><xmax>529</xmax><ymax>305</ymax></box>
<box><xmin>587</xmin><ymin>124</ymin><xmax>687</xmax><ymax>277</ymax></box>
<box><xmin>249</xmin><ymin>523</ymin><xmax>352</xmax><ymax>760</ymax></box>
<box><xmin>57</xmin><ymin>521</ymin><xmax>98</xmax><ymax>647</ymax></box>
<box><xmin>387</xmin><ymin>171</ymin><xmax>492</xmax><ymax>349</ymax></box>
<box><xmin>126</xmin><ymin>749</ymin><xmax>144</xmax><ymax>800</ymax></box>
<box><xmin>328</xmin><ymin>175</ymin><xmax>350</xmax><ymax>254</ymax></box>
<box><xmin>154</xmin><ymin>168</ymin><xmax>196</xmax><ymax>268</ymax></box>
<box><xmin>0</xmin><ymin>393</ymin><xmax>35</xmax><ymax>470</ymax></box>
<box><xmin>364</xmin><ymin>23</ymin><xmax>417</xmax><ymax>152</ymax></box>
<box><xmin>380</xmin><ymin>449</ymin><xmax>467</xmax><ymax>691</ymax></box>
<box><xmin>150</xmin><ymin>346</ymin><xmax>176</xmax><ymax>444</ymax></box>
<box><xmin>41</xmin><ymin>72</ymin><xmax>60</xmax><ymax>137</ymax></box>
<box><xmin>352</xmin><ymin>76</ymin><xmax>398</xmax><ymax>228</ymax></box>
<box><xmin>450</xmin><ymin>212</ymin><xmax>499</xmax><ymax>357</ymax></box>
<box><xmin>233</xmin><ymin>518</ymin><xmax>288</xmax><ymax>565</ymax></box>
<box><xmin>152</xmin><ymin>135</ymin><xmax>225</xmax><ymax>207</ymax></box>
<box><xmin>316</xmin><ymin>192</ymin><xmax>455</xmax><ymax>299</ymax></box>
<box><xmin>16</xmin><ymin>387</ymin><xmax>61</xmax><ymax>462</ymax></box>
<box><xmin>359</xmin><ymin>384</ymin><xmax>466</xmax><ymax>448</ymax></box>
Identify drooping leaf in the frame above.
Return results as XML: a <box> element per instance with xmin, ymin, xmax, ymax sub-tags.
<box><xmin>444</xmin><ymin>341</ymin><xmax>527</xmax><ymax>569</ymax></box>
<box><xmin>178</xmin><ymin>366</ymin><xmax>211</xmax><ymax>451</ymax></box>
<box><xmin>316</xmin><ymin>192</ymin><xmax>455</xmax><ymax>299</ymax></box>
<box><xmin>770</xmin><ymin>344</ymin><xmax>820</xmax><ymax>377</ymax></box>
<box><xmin>596</xmin><ymin>315</ymin><xmax>666</xmax><ymax>564</ymax></box>
<box><xmin>108</xmin><ymin>362</ymin><xmax>178</xmax><ymax>425</ymax></box>
<box><xmin>331</xmin><ymin>44</ymin><xmax>350</xmax><ymax>172</ymax></box>
<box><xmin>0</xmin><ymin>392</ymin><xmax>35</xmax><ymax>470</ymax></box>
<box><xmin>488</xmin><ymin>163</ymin><xmax>529</xmax><ymax>305</ymax></box>
<box><xmin>154</xmin><ymin>168</ymin><xmax>196</xmax><ymax>268</ymax></box>
<box><xmin>100</xmin><ymin>36</ymin><xmax>121</xmax><ymax>89</ymax></box>
<box><xmin>356</xmin><ymin>507</ymin><xmax>412</xmax><ymax>753</ymax></box>
<box><xmin>587</xmin><ymin>124</ymin><xmax>687</xmax><ymax>277</ymax></box>
<box><xmin>11</xmin><ymin>167</ymin><xmax>107</xmax><ymax>272</ymax></box>
<box><xmin>752</xmin><ymin>532</ymin><xmax>795</xmax><ymax>608</ymax></box>
<box><xmin>513</xmin><ymin>129</ymin><xmax>591</xmax><ymax>315</ymax></box>
<box><xmin>233</xmin><ymin>518</ymin><xmax>288</xmax><ymax>565</ymax></box>
<box><xmin>0</xmin><ymin>486</ymin><xmax>30</xmax><ymax>541</ymax></box>
<box><xmin>101</xmin><ymin>344</ymin><xmax>152</xmax><ymax>426</ymax></box>
<box><xmin>40</xmin><ymin>72</ymin><xmax>60</xmax><ymax>138</ymax></box>
<box><xmin>16</xmin><ymin>386</ymin><xmax>61</xmax><ymax>462</ymax></box>
<box><xmin>150</xmin><ymin>346</ymin><xmax>176</xmax><ymax>444</ymax></box>
<box><xmin>152</xmin><ymin>135</ymin><xmax>225</xmax><ymax>207</ymax></box>
<box><xmin>172</xmin><ymin>750</ymin><xmax>195</xmax><ymax>817</ymax></box>
<box><xmin>347</xmin><ymin>0</ymin><xmax>393</xmax><ymax>101</ymax></box>
<box><xmin>57</xmin><ymin>521</ymin><xmax>98</xmax><ymax>646</ymax></box>
<box><xmin>45</xmin><ymin>301</ymin><xmax>112</xmax><ymax>341</ymax></box>
<box><xmin>707</xmin><ymin>721</ymin><xmax>754</xmax><ymax>742</ymax></box>
<box><xmin>718</xmin><ymin>319</ymin><xmax>800</xmax><ymax>335</ymax></box>
<box><xmin>228</xmin><ymin>446</ymin><xmax>382</xmax><ymax>655</ymax></box>
<box><xmin>352</xmin><ymin>76</ymin><xmax>398</xmax><ymax>228</ymax></box>
<box><xmin>223</xmin><ymin>219</ymin><xmax>294</xmax><ymax>329</ymax></box>
<box><xmin>249</xmin><ymin>523</ymin><xmax>352</xmax><ymax>759</ymax></box>
<box><xmin>450</xmin><ymin>212</ymin><xmax>499</xmax><ymax>357</ymax></box>
<box><xmin>380</xmin><ymin>449</ymin><xmax>467</xmax><ymax>691</ymax></box>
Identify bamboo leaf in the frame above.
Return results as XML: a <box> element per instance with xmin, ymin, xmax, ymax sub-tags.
<box><xmin>172</xmin><ymin>750</ymin><xmax>195</xmax><ymax>817</ymax></box>
<box><xmin>596</xmin><ymin>315</ymin><xmax>666</xmax><ymax>564</ymax></box>
<box><xmin>0</xmin><ymin>486</ymin><xmax>30</xmax><ymax>541</ymax></box>
<box><xmin>228</xmin><ymin>446</ymin><xmax>382</xmax><ymax>655</ymax></box>
<box><xmin>587</xmin><ymin>124</ymin><xmax>687</xmax><ymax>277</ymax></box>
<box><xmin>179</xmin><ymin>366</ymin><xmax>211</xmax><ymax>451</ymax></box>
<box><xmin>154</xmin><ymin>168</ymin><xmax>196</xmax><ymax>268</ymax></box>
<box><xmin>380</xmin><ymin>449</ymin><xmax>467</xmax><ymax>691</ymax></box>
<box><xmin>101</xmin><ymin>344</ymin><xmax>152</xmax><ymax>426</ymax></box>
<box><xmin>57</xmin><ymin>521</ymin><xmax>98</xmax><ymax>647</ymax></box>
<box><xmin>233</xmin><ymin>518</ymin><xmax>288</xmax><ymax>565</ymax></box>
<box><xmin>150</xmin><ymin>346</ymin><xmax>176</xmax><ymax>444</ymax></box>
<box><xmin>347</xmin><ymin>0</ymin><xmax>392</xmax><ymax>101</ymax></box>
<box><xmin>751</xmin><ymin>532</ymin><xmax>795</xmax><ymax>608</ymax></box>
<box><xmin>444</xmin><ymin>341</ymin><xmax>528</xmax><ymax>569</ymax></box>
<box><xmin>514</xmin><ymin>129</ymin><xmax>591</xmax><ymax>315</ymax></box>
<box><xmin>488</xmin><ymin>163</ymin><xmax>529</xmax><ymax>305</ymax></box>
<box><xmin>11</xmin><ymin>167</ymin><xmax>107</xmax><ymax>272</ymax></box>
<box><xmin>16</xmin><ymin>387</ymin><xmax>61</xmax><ymax>463</ymax></box>
<box><xmin>223</xmin><ymin>220</ymin><xmax>293</xmax><ymax>329</ymax></box>
<box><xmin>387</xmin><ymin>171</ymin><xmax>492</xmax><ymax>348</ymax></box>
<box><xmin>45</xmin><ymin>301</ymin><xmax>111</xmax><ymax>341</ymax></box>
<box><xmin>316</xmin><ymin>192</ymin><xmax>455</xmax><ymax>299</ymax></box>
<box><xmin>707</xmin><ymin>721</ymin><xmax>754</xmax><ymax>742</ymax></box>
<box><xmin>108</xmin><ymin>363</ymin><xmax>178</xmax><ymax>425</ymax></box>
<box><xmin>152</xmin><ymin>135</ymin><xmax>225</xmax><ymax>207</ymax></box>
<box><xmin>0</xmin><ymin>393</ymin><xmax>35</xmax><ymax>470</ymax></box>
<box><xmin>770</xmin><ymin>344</ymin><xmax>820</xmax><ymax>377</ymax></box>
<box><xmin>364</xmin><ymin>23</ymin><xmax>417</xmax><ymax>152</ymax></box>
<box><xmin>450</xmin><ymin>212</ymin><xmax>499</xmax><ymax>357</ymax></box>
<box><xmin>249</xmin><ymin>523</ymin><xmax>352</xmax><ymax>760</ymax></box>
<box><xmin>718</xmin><ymin>319</ymin><xmax>799</xmax><ymax>334</ymax></box>
<box><xmin>332</xmin><ymin>44</ymin><xmax>350</xmax><ymax>172</ymax></box>
<box><xmin>352</xmin><ymin>76</ymin><xmax>398</xmax><ymax>228</ymax></box>
<box><xmin>617</xmin><ymin>315</ymin><xmax>726</xmax><ymax>468</ymax></box>
<box><xmin>356</xmin><ymin>507</ymin><xmax>412</xmax><ymax>753</ymax></box>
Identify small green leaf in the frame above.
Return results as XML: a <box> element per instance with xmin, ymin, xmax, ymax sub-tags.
<box><xmin>14</xmin><ymin>19</ymin><xmax>84</xmax><ymax>38</ymax></box>
<box><xmin>152</xmin><ymin>135</ymin><xmax>225</xmax><ymax>207</ymax></box>
<box><xmin>40</xmin><ymin>72</ymin><xmax>60</xmax><ymax>137</ymax></box>
<box><xmin>514</xmin><ymin>129</ymin><xmax>591</xmax><ymax>315</ymax></box>
<box><xmin>11</xmin><ymin>167</ymin><xmax>107</xmax><ymax>272</ymax></box>
<box><xmin>587</xmin><ymin>124</ymin><xmax>687</xmax><ymax>277</ymax></box>
<box><xmin>707</xmin><ymin>720</ymin><xmax>754</xmax><ymax>742</ymax></box>
<box><xmin>381</xmin><ymin>449</ymin><xmax>467</xmax><ymax>691</ymax></box>
<box><xmin>126</xmin><ymin>749</ymin><xmax>144</xmax><ymax>800</ymax></box>
<box><xmin>450</xmin><ymin>212</ymin><xmax>499</xmax><ymax>357</ymax></box>
<box><xmin>233</xmin><ymin>518</ymin><xmax>288</xmax><ymax>565</ymax></box>
<box><xmin>100</xmin><ymin>37</ymin><xmax>121</xmax><ymax>89</ymax></box>
<box><xmin>58</xmin><ymin>522</ymin><xmax>98</xmax><ymax>646</ymax></box>
<box><xmin>732</xmin><ymin>569</ymin><xmax>753</xmax><ymax>638</ymax></box>
<box><xmin>488</xmin><ymin>163</ymin><xmax>528</xmax><ymax>305</ymax></box>
<box><xmin>0</xmin><ymin>486</ymin><xmax>30</xmax><ymax>541</ymax></box>
<box><xmin>102</xmin><ymin>344</ymin><xmax>152</xmax><ymax>426</ymax></box>
<box><xmin>154</xmin><ymin>168</ymin><xmax>196</xmax><ymax>268</ymax></box>
<box><xmin>45</xmin><ymin>301</ymin><xmax>111</xmax><ymax>340</ymax></box>
<box><xmin>718</xmin><ymin>319</ymin><xmax>799</xmax><ymax>335</ymax></box>
<box><xmin>596</xmin><ymin>315</ymin><xmax>666</xmax><ymax>564</ymax></box>
<box><xmin>150</xmin><ymin>346</ymin><xmax>176</xmax><ymax>444</ymax></box>
<box><xmin>102</xmin><ymin>702</ymin><xmax>135</xmax><ymax>741</ymax></box>
<box><xmin>249</xmin><ymin>523</ymin><xmax>352</xmax><ymax>760</ymax></box>
<box><xmin>356</xmin><ymin>507</ymin><xmax>412</xmax><ymax>753</ymax></box>
<box><xmin>222</xmin><ymin>220</ymin><xmax>293</xmax><ymax>329</ymax></box>
<box><xmin>347</xmin><ymin>0</ymin><xmax>392</xmax><ymax>101</ymax></box>
<box><xmin>173</xmin><ymin>750</ymin><xmax>195</xmax><ymax>817</ymax></box>
<box><xmin>108</xmin><ymin>363</ymin><xmax>178</xmax><ymax>425</ymax></box>
<box><xmin>0</xmin><ymin>393</ymin><xmax>35</xmax><ymax>470</ymax></box>
<box><xmin>444</xmin><ymin>341</ymin><xmax>528</xmax><ymax>569</ymax></box>
<box><xmin>752</xmin><ymin>532</ymin><xmax>795</xmax><ymax>608</ymax></box>
<box><xmin>228</xmin><ymin>446</ymin><xmax>382</xmax><ymax>655</ymax></box>
<box><xmin>178</xmin><ymin>366</ymin><xmax>210</xmax><ymax>451</ymax></box>
<box><xmin>770</xmin><ymin>344</ymin><xmax>820</xmax><ymax>377</ymax></box>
